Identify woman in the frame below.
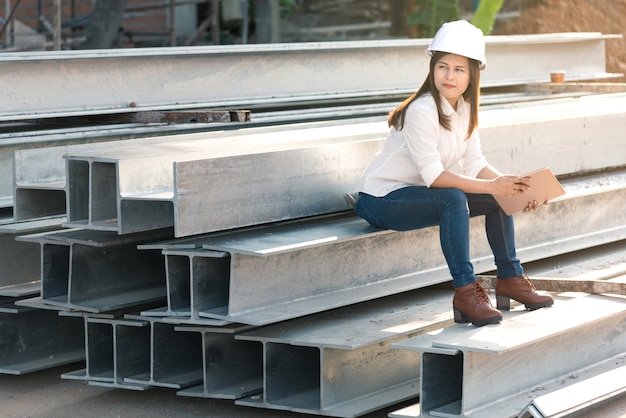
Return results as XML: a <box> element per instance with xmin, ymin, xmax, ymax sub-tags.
<box><xmin>354</xmin><ymin>20</ymin><xmax>553</xmax><ymax>326</ymax></box>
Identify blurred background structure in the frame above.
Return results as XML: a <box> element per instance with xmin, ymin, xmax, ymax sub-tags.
<box><xmin>2</xmin><ymin>1</ymin><xmax>624</xmax><ymax>80</ymax></box>
<box><xmin>0</xmin><ymin>0</ymin><xmax>526</xmax><ymax>49</ymax></box>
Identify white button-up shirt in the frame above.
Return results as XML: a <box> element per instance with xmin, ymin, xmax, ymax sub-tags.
<box><xmin>358</xmin><ymin>92</ymin><xmax>490</xmax><ymax>197</ymax></box>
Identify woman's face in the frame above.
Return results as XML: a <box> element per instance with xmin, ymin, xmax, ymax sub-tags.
<box><xmin>433</xmin><ymin>53</ymin><xmax>470</xmax><ymax>109</ymax></box>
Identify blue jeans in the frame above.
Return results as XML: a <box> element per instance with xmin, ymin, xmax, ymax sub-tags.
<box><xmin>354</xmin><ymin>186</ymin><xmax>523</xmax><ymax>287</ymax></box>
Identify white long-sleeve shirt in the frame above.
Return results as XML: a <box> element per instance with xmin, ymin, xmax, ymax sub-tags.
<box><xmin>358</xmin><ymin>92</ymin><xmax>490</xmax><ymax>197</ymax></box>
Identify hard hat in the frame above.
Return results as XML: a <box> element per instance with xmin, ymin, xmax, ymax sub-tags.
<box><xmin>426</xmin><ymin>20</ymin><xmax>487</xmax><ymax>70</ymax></box>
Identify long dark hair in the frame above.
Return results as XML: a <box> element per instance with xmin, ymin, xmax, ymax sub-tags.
<box><xmin>388</xmin><ymin>51</ymin><xmax>481</xmax><ymax>139</ymax></box>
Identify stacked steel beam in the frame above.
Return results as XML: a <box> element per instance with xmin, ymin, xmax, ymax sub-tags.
<box><xmin>1</xmin><ymin>33</ymin><xmax>625</xmax><ymax>417</ymax></box>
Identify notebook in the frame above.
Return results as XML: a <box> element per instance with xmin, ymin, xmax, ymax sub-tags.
<box><xmin>493</xmin><ymin>167</ymin><xmax>565</xmax><ymax>216</ymax></box>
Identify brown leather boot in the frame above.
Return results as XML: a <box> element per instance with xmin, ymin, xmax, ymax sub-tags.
<box><xmin>453</xmin><ymin>280</ymin><xmax>502</xmax><ymax>326</ymax></box>
<box><xmin>495</xmin><ymin>275</ymin><xmax>554</xmax><ymax>311</ymax></box>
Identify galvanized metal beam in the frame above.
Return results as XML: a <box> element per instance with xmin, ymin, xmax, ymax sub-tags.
<box><xmin>37</xmin><ymin>94</ymin><xmax>626</xmax><ymax>237</ymax></box>
<box><xmin>174</xmin><ymin>323</ymin><xmax>264</xmax><ymax>400</ymax></box>
<box><xmin>518</xmin><ymin>364</ymin><xmax>626</xmax><ymax>418</ymax></box>
<box><xmin>139</xmin><ymin>247</ymin><xmax>231</xmax><ymax>326</ymax></box>
<box><xmin>61</xmin><ymin>315</ymin><xmax>153</xmax><ymax>390</ymax></box>
<box><xmin>235</xmin><ymin>288</ymin><xmax>452</xmax><ymax>417</ymax></box>
<box><xmin>121</xmin><ymin>316</ymin><xmax>209</xmax><ymax>390</ymax></box>
<box><xmin>0</xmin><ymin>303</ymin><xmax>84</xmax><ymax>375</ymax></box>
<box><xmin>0</xmin><ymin>217</ymin><xmax>63</xmax><ymax>291</ymax></box>
<box><xmin>0</xmin><ymin>33</ymin><xmax>619</xmax><ymax>121</ymax></box>
<box><xmin>61</xmin><ymin>123</ymin><xmax>384</xmax><ymax>235</ymax></box>
<box><xmin>61</xmin><ymin>312</ymin><xmax>205</xmax><ymax>390</ymax></box>
<box><xmin>390</xmin><ymin>294</ymin><xmax>626</xmax><ymax>418</ymax></box>
<box><xmin>131</xmin><ymin>172</ymin><xmax>626</xmax><ymax>326</ymax></box>
<box><xmin>479</xmin><ymin>93</ymin><xmax>626</xmax><ymax>176</ymax></box>
<box><xmin>11</xmin><ymin>92</ymin><xmax>626</xmax><ymax>227</ymax></box>
<box><xmin>17</xmin><ymin>228</ymin><xmax>171</xmax><ymax>312</ymax></box>
<box><xmin>235</xmin><ymin>287</ymin><xmax>453</xmax><ymax>417</ymax></box>
<box><xmin>1</xmin><ymin>33</ymin><xmax>621</xmax><ymax>208</ymax></box>
<box><xmin>0</xmin><ymin>85</ymin><xmax>616</xmax><ymax>210</ymax></box>
<box><xmin>7</xmin><ymin>118</ymin><xmax>378</xmax><ymax>214</ymax></box>
<box><xmin>0</xmin><ymin>116</ymin><xmax>258</xmax><ymax>208</ymax></box>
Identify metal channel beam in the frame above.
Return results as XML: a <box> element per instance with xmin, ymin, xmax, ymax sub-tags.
<box><xmin>9</xmin><ymin>128</ymin><xmax>223</xmax><ymax>217</ymax></box>
<box><xmin>0</xmin><ymin>33</ymin><xmax>619</xmax><ymax>121</ymax></box>
<box><xmin>62</xmin><ymin>122</ymin><xmax>385</xmax><ymax>235</ymax></box>
<box><xmin>139</xmin><ymin>248</ymin><xmax>230</xmax><ymax>326</ymax></box>
<box><xmin>0</xmin><ymin>121</ymin><xmax>250</xmax><ymax>209</ymax></box>
<box><xmin>518</xmin><ymin>364</ymin><xmax>626</xmax><ymax>418</ymax></box>
<box><xmin>61</xmin><ymin>315</ymin><xmax>153</xmax><ymax>390</ymax></box>
<box><xmin>60</xmin><ymin>93</ymin><xmax>626</xmax><ymax>237</ymax></box>
<box><xmin>174</xmin><ymin>323</ymin><xmax>263</xmax><ymax>400</ymax></box>
<box><xmin>0</xmin><ymin>303</ymin><xmax>84</xmax><ymax>375</ymax></box>
<box><xmin>61</xmin><ymin>313</ymin><xmax>205</xmax><ymax>390</ymax></box>
<box><xmin>172</xmin><ymin>138</ymin><xmax>381</xmax><ymax>237</ymax></box>
<box><xmin>122</xmin><ymin>315</ymin><xmax>205</xmax><ymax>389</ymax></box>
<box><xmin>9</xmin><ymin>119</ymin><xmax>359</xmax><ymax>217</ymax></box>
<box><xmin>16</xmin><ymin>228</ymin><xmax>171</xmax><ymax>312</ymax></box>
<box><xmin>140</xmin><ymin>171</ymin><xmax>626</xmax><ymax>326</ymax></box>
<box><xmin>0</xmin><ymin>217</ymin><xmax>63</xmax><ymax>291</ymax></box>
<box><xmin>390</xmin><ymin>294</ymin><xmax>626</xmax><ymax>418</ymax></box>
<box><xmin>478</xmin><ymin>93</ymin><xmax>626</xmax><ymax>175</ymax></box>
<box><xmin>235</xmin><ymin>287</ymin><xmax>453</xmax><ymax>417</ymax></box>
<box><xmin>4</xmin><ymin>85</ymin><xmax>621</xmax><ymax>213</ymax></box>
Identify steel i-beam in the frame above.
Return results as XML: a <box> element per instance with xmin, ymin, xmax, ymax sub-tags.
<box><xmin>156</xmin><ymin>214</ymin><xmax>452</xmax><ymax>326</ymax></box>
<box><xmin>0</xmin><ymin>303</ymin><xmax>84</xmax><ymax>375</ymax></box>
<box><xmin>60</xmin><ymin>93</ymin><xmax>626</xmax><ymax>238</ymax></box>
<box><xmin>141</xmin><ymin>247</ymin><xmax>231</xmax><ymax>326</ymax></box>
<box><xmin>17</xmin><ymin>228</ymin><xmax>171</xmax><ymax>312</ymax></box>
<box><xmin>8</xmin><ymin>89</ymin><xmax>626</xmax><ymax>219</ymax></box>
<box><xmin>9</xmin><ymin>118</ymin><xmax>381</xmax><ymax>219</ymax></box>
<box><xmin>518</xmin><ymin>363</ymin><xmax>626</xmax><ymax>418</ymax></box>
<box><xmin>134</xmin><ymin>170</ymin><xmax>626</xmax><ymax>326</ymax></box>
<box><xmin>174</xmin><ymin>323</ymin><xmax>263</xmax><ymax>400</ymax></box>
<box><xmin>61</xmin><ymin>122</ymin><xmax>384</xmax><ymax>236</ymax></box>
<box><xmin>0</xmin><ymin>33</ymin><xmax>619</xmax><ymax>121</ymax></box>
<box><xmin>123</xmin><ymin>315</ymin><xmax>205</xmax><ymax>389</ymax></box>
<box><xmin>61</xmin><ymin>314</ymin><xmax>153</xmax><ymax>390</ymax></box>
<box><xmin>6</xmin><ymin>120</ymin><xmax>264</xmax><ymax>214</ymax></box>
<box><xmin>61</xmin><ymin>312</ymin><xmax>204</xmax><ymax>390</ymax></box>
<box><xmin>0</xmin><ymin>217</ymin><xmax>63</xmax><ymax>292</ymax></box>
<box><xmin>390</xmin><ymin>294</ymin><xmax>626</xmax><ymax>418</ymax></box>
<box><xmin>235</xmin><ymin>287</ymin><xmax>454</xmax><ymax>417</ymax></box>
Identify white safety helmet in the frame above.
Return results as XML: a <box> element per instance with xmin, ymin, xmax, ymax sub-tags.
<box><xmin>426</xmin><ymin>20</ymin><xmax>487</xmax><ymax>70</ymax></box>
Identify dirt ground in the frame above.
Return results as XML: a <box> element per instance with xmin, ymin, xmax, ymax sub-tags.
<box><xmin>492</xmin><ymin>0</ymin><xmax>626</xmax><ymax>81</ymax></box>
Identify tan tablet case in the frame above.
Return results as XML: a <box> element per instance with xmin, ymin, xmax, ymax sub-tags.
<box><xmin>493</xmin><ymin>167</ymin><xmax>565</xmax><ymax>216</ymax></box>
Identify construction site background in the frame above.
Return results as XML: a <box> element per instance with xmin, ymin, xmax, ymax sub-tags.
<box><xmin>1</xmin><ymin>0</ymin><xmax>624</xmax><ymax>81</ymax></box>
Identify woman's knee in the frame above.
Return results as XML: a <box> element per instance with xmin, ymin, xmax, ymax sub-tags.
<box><xmin>467</xmin><ymin>193</ymin><xmax>505</xmax><ymax>217</ymax></box>
<box><xmin>442</xmin><ymin>188</ymin><xmax>469</xmax><ymax>211</ymax></box>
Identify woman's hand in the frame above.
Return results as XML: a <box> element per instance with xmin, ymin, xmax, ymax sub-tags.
<box><xmin>523</xmin><ymin>199</ymin><xmax>548</xmax><ymax>212</ymax></box>
<box><xmin>492</xmin><ymin>175</ymin><xmax>531</xmax><ymax>196</ymax></box>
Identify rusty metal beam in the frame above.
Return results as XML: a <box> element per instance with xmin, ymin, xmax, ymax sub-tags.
<box><xmin>57</xmin><ymin>110</ymin><xmax>251</xmax><ymax>125</ymax></box>
<box><xmin>524</xmin><ymin>82</ymin><xmax>626</xmax><ymax>95</ymax></box>
<box><xmin>479</xmin><ymin>275</ymin><xmax>626</xmax><ymax>296</ymax></box>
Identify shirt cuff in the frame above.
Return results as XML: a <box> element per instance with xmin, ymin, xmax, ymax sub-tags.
<box><xmin>421</xmin><ymin>162</ymin><xmax>445</xmax><ymax>187</ymax></box>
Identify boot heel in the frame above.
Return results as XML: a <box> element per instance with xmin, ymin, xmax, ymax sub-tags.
<box><xmin>453</xmin><ymin>307</ymin><xmax>468</xmax><ymax>324</ymax></box>
<box><xmin>496</xmin><ymin>294</ymin><xmax>511</xmax><ymax>311</ymax></box>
